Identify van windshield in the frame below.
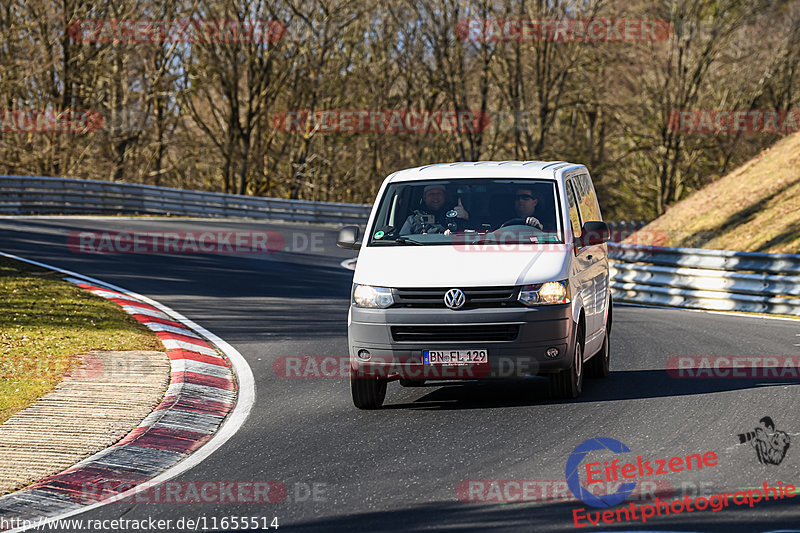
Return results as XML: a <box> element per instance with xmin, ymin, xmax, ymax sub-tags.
<box><xmin>367</xmin><ymin>178</ymin><xmax>564</xmax><ymax>246</ymax></box>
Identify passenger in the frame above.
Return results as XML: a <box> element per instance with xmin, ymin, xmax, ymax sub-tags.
<box><xmin>400</xmin><ymin>185</ymin><xmax>469</xmax><ymax>234</ymax></box>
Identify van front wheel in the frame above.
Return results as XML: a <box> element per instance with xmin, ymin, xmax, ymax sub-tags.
<box><xmin>350</xmin><ymin>374</ymin><xmax>387</xmax><ymax>409</ymax></box>
<box><xmin>549</xmin><ymin>326</ymin><xmax>584</xmax><ymax>399</ymax></box>
<box><xmin>586</xmin><ymin>328</ymin><xmax>610</xmax><ymax>378</ymax></box>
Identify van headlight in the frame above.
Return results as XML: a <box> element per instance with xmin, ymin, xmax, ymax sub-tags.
<box><xmin>518</xmin><ymin>281</ymin><xmax>570</xmax><ymax>306</ymax></box>
<box><xmin>352</xmin><ymin>284</ymin><xmax>394</xmax><ymax>308</ymax></box>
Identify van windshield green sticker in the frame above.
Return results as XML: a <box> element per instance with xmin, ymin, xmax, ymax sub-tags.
<box><xmin>373</xmin><ymin>231</ymin><xmax>385</xmax><ymax>239</ymax></box>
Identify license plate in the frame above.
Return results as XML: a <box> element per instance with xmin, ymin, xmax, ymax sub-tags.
<box><xmin>423</xmin><ymin>349</ymin><xmax>488</xmax><ymax>365</ymax></box>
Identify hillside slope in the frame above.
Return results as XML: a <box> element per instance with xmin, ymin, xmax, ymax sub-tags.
<box><xmin>634</xmin><ymin>131</ymin><xmax>800</xmax><ymax>254</ymax></box>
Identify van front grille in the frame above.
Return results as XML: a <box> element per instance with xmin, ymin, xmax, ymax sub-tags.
<box><xmin>393</xmin><ymin>286</ymin><xmax>518</xmax><ymax>308</ymax></box>
<box><xmin>390</xmin><ymin>324</ymin><xmax>519</xmax><ymax>342</ymax></box>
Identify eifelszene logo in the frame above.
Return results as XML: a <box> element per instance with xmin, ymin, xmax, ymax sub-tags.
<box><xmin>565</xmin><ymin>437</ymin><xmax>719</xmax><ymax>508</ymax></box>
<box><xmin>566</xmin><ymin>438</ymin><xmax>638</xmax><ymax>507</ymax></box>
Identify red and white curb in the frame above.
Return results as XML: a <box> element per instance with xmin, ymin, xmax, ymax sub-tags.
<box><xmin>0</xmin><ymin>252</ymin><xmax>255</xmax><ymax>531</ymax></box>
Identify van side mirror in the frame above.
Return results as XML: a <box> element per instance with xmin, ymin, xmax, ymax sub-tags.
<box><xmin>336</xmin><ymin>226</ymin><xmax>362</xmax><ymax>250</ymax></box>
<box><xmin>575</xmin><ymin>221</ymin><xmax>610</xmax><ymax>247</ymax></box>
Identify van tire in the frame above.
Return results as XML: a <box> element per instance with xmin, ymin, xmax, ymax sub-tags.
<box><xmin>586</xmin><ymin>328</ymin><xmax>610</xmax><ymax>378</ymax></box>
<box><xmin>399</xmin><ymin>379</ymin><xmax>426</xmax><ymax>387</ymax></box>
<box><xmin>587</xmin><ymin>298</ymin><xmax>612</xmax><ymax>378</ymax></box>
<box><xmin>549</xmin><ymin>325</ymin><xmax>584</xmax><ymax>399</ymax></box>
<box><xmin>351</xmin><ymin>375</ymin><xmax>387</xmax><ymax>409</ymax></box>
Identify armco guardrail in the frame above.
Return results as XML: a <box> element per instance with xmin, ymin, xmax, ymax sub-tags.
<box><xmin>0</xmin><ymin>175</ymin><xmax>372</xmax><ymax>225</ymax></box>
<box><xmin>609</xmin><ymin>243</ymin><xmax>800</xmax><ymax>317</ymax></box>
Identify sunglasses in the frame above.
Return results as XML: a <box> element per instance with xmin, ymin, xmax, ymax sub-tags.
<box><xmin>516</xmin><ymin>194</ymin><xmax>534</xmax><ymax>201</ymax></box>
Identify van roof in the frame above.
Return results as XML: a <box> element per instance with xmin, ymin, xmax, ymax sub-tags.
<box><xmin>386</xmin><ymin>161</ymin><xmax>583</xmax><ymax>182</ymax></box>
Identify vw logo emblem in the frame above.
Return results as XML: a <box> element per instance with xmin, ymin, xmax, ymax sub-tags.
<box><xmin>444</xmin><ymin>288</ymin><xmax>466</xmax><ymax>310</ymax></box>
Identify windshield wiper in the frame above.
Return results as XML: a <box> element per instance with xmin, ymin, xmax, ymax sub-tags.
<box><xmin>393</xmin><ymin>236</ymin><xmax>425</xmax><ymax>245</ymax></box>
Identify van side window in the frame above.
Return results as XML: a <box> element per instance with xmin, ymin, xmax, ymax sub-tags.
<box><xmin>566</xmin><ymin>180</ymin><xmax>582</xmax><ymax>237</ymax></box>
<box><xmin>577</xmin><ymin>174</ymin><xmax>602</xmax><ymax>223</ymax></box>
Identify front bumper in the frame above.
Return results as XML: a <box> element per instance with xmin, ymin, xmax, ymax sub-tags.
<box><xmin>348</xmin><ymin>304</ymin><xmax>575</xmax><ymax>379</ymax></box>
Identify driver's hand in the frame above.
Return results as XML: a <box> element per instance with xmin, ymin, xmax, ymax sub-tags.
<box><xmin>525</xmin><ymin>217</ymin><xmax>543</xmax><ymax>230</ymax></box>
<box><xmin>452</xmin><ymin>198</ymin><xmax>469</xmax><ymax>220</ymax></box>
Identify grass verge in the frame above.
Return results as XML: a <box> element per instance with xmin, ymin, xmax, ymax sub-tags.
<box><xmin>0</xmin><ymin>256</ymin><xmax>163</xmax><ymax>423</ymax></box>
<box><xmin>634</xmin><ymin>130</ymin><xmax>800</xmax><ymax>253</ymax></box>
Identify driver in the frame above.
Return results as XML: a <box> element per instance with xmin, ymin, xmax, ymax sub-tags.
<box><xmin>400</xmin><ymin>185</ymin><xmax>469</xmax><ymax>234</ymax></box>
<box><xmin>513</xmin><ymin>187</ymin><xmax>544</xmax><ymax>230</ymax></box>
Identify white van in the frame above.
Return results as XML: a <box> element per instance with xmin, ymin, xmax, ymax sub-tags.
<box><xmin>337</xmin><ymin>161</ymin><xmax>612</xmax><ymax>409</ymax></box>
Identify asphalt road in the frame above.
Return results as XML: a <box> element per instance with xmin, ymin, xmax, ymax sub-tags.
<box><xmin>1</xmin><ymin>217</ymin><xmax>799</xmax><ymax>533</ymax></box>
